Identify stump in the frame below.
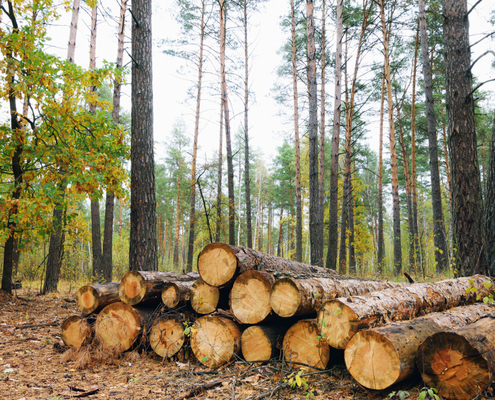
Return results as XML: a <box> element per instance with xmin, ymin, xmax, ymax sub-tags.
<box><xmin>76</xmin><ymin>282</ymin><xmax>120</xmax><ymax>314</ymax></box>
<box><xmin>149</xmin><ymin>316</ymin><xmax>185</xmax><ymax>358</ymax></box>
<box><xmin>61</xmin><ymin>315</ymin><xmax>94</xmax><ymax>347</ymax></box>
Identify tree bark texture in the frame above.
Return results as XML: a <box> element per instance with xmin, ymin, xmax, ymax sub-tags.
<box><xmin>485</xmin><ymin>113</ymin><xmax>495</xmax><ymax>275</ymax></box>
<box><xmin>317</xmin><ymin>275</ymin><xmax>490</xmax><ymax>349</ymax></box>
<box><xmin>345</xmin><ymin>302</ymin><xmax>495</xmax><ymax>390</ymax></box>
<box><xmin>76</xmin><ymin>281</ymin><xmax>120</xmax><ymax>315</ymax></box>
<box><xmin>215</xmin><ymin>99</ymin><xmax>223</xmax><ymax>243</ymax></box>
<box><xmin>130</xmin><ymin>0</ymin><xmax>158</xmax><ymax>272</ymax></box>
<box><xmin>442</xmin><ymin>0</ymin><xmax>487</xmax><ymax>276</ymax></box>
<box><xmin>377</xmin><ymin>67</ymin><xmax>385</xmax><ymax>271</ymax></box>
<box><xmin>102</xmin><ymin>192</ymin><xmax>115</xmax><ymax>283</ymax></box>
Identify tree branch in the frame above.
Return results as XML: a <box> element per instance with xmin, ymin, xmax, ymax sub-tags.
<box><xmin>467</xmin><ymin>0</ymin><xmax>483</xmax><ymax>17</ymax></box>
<box><xmin>469</xmin><ymin>50</ymin><xmax>495</xmax><ymax>72</ymax></box>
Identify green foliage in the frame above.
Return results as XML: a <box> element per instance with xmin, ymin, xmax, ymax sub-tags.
<box><xmin>388</xmin><ymin>390</ymin><xmax>410</xmax><ymax>400</ymax></box>
<box><xmin>419</xmin><ymin>387</ymin><xmax>440</xmax><ymax>400</ymax></box>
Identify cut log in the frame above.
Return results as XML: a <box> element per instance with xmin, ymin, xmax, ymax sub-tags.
<box><xmin>271</xmin><ymin>277</ymin><xmax>405</xmax><ymax>318</ymax></box>
<box><xmin>317</xmin><ymin>275</ymin><xmax>490</xmax><ymax>349</ymax></box>
<box><xmin>345</xmin><ymin>302</ymin><xmax>495</xmax><ymax>390</ymax></box>
<box><xmin>197</xmin><ymin>242</ymin><xmax>337</xmax><ymax>288</ymax></box>
<box><xmin>417</xmin><ymin>314</ymin><xmax>495</xmax><ymax>400</ymax></box>
<box><xmin>241</xmin><ymin>324</ymin><xmax>289</xmax><ymax>362</ymax></box>
<box><xmin>190</xmin><ymin>278</ymin><xmax>220</xmax><ymax>314</ymax></box>
<box><xmin>61</xmin><ymin>315</ymin><xmax>94</xmax><ymax>347</ymax></box>
<box><xmin>161</xmin><ymin>281</ymin><xmax>193</xmax><ymax>309</ymax></box>
<box><xmin>149</xmin><ymin>315</ymin><xmax>185</xmax><ymax>358</ymax></box>
<box><xmin>76</xmin><ymin>282</ymin><xmax>120</xmax><ymax>315</ymax></box>
<box><xmin>94</xmin><ymin>302</ymin><xmax>151</xmax><ymax>353</ymax></box>
<box><xmin>190</xmin><ymin>315</ymin><xmax>241</xmax><ymax>368</ymax></box>
<box><xmin>282</xmin><ymin>319</ymin><xmax>330</xmax><ymax>371</ymax></box>
<box><xmin>119</xmin><ymin>270</ymin><xmax>198</xmax><ymax>306</ymax></box>
<box><xmin>230</xmin><ymin>270</ymin><xmax>275</xmax><ymax>324</ymax></box>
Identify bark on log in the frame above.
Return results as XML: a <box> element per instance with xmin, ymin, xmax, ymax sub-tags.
<box><xmin>230</xmin><ymin>270</ymin><xmax>275</xmax><ymax>324</ymax></box>
<box><xmin>149</xmin><ymin>315</ymin><xmax>185</xmax><ymax>358</ymax></box>
<box><xmin>119</xmin><ymin>271</ymin><xmax>198</xmax><ymax>306</ymax></box>
<box><xmin>94</xmin><ymin>302</ymin><xmax>152</xmax><ymax>353</ymax></box>
<box><xmin>417</xmin><ymin>314</ymin><xmax>495</xmax><ymax>400</ymax></box>
<box><xmin>271</xmin><ymin>277</ymin><xmax>405</xmax><ymax>318</ymax></box>
<box><xmin>241</xmin><ymin>324</ymin><xmax>289</xmax><ymax>362</ymax></box>
<box><xmin>190</xmin><ymin>315</ymin><xmax>241</xmax><ymax>368</ymax></box>
<box><xmin>190</xmin><ymin>278</ymin><xmax>221</xmax><ymax>314</ymax></box>
<box><xmin>76</xmin><ymin>282</ymin><xmax>120</xmax><ymax>314</ymax></box>
<box><xmin>282</xmin><ymin>319</ymin><xmax>330</xmax><ymax>371</ymax></box>
<box><xmin>197</xmin><ymin>242</ymin><xmax>337</xmax><ymax>288</ymax></box>
<box><xmin>161</xmin><ymin>280</ymin><xmax>193</xmax><ymax>309</ymax></box>
<box><xmin>61</xmin><ymin>315</ymin><xmax>94</xmax><ymax>347</ymax></box>
<box><xmin>317</xmin><ymin>275</ymin><xmax>490</xmax><ymax>349</ymax></box>
<box><xmin>345</xmin><ymin>303</ymin><xmax>495</xmax><ymax>390</ymax></box>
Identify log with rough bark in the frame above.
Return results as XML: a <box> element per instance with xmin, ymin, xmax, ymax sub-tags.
<box><xmin>76</xmin><ymin>282</ymin><xmax>120</xmax><ymax>314</ymax></box>
<box><xmin>190</xmin><ymin>315</ymin><xmax>241</xmax><ymax>368</ymax></box>
<box><xmin>241</xmin><ymin>324</ymin><xmax>290</xmax><ymax>362</ymax></box>
<box><xmin>417</xmin><ymin>314</ymin><xmax>495</xmax><ymax>400</ymax></box>
<box><xmin>345</xmin><ymin>302</ymin><xmax>495</xmax><ymax>390</ymax></box>
<box><xmin>119</xmin><ymin>270</ymin><xmax>198</xmax><ymax>306</ymax></box>
<box><xmin>317</xmin><ymin>275</ymin><xmax>490</xmax><ymax>350</ymax></box>
<box><xmin>94</xmin><ymin>302</ymin><xmax>153</xmax><ymax>353</ymax></box>
<box><xmin>230</xmin><ymin>270</ymin><xmax>276</xmax><ymax>324</ymax></box>
<box><xmin>61</xmin><ymin>315</ymin><xmax>94</xmax><ymax>347</ymax></box>
<box><xmin>161</xmin><ymin>280</ymin><xmax>194</xmax><ymax>309</ymax></box>
<box><xmin>271</xmin><ymin>277</ymin><xmax>405</xmax><ymax>318</ymax></box>
<box><xmin>149</xmin><ymin>315</ymin><xmax>185</xmax><ymax>358</ymax></box>
<box><xmin>282</xmin><ymin>319</ymin><xmax>330</xmax><ymax>371</ymax></box>
<box><xmin>189</xmin><ymin>278</ymin><xmax>223</xmax><ymax>314</ymax></box>
<box><xmin>197</xmin><ymin>242</ymin><xmax>337</xmax><ymax>288</ymax></box>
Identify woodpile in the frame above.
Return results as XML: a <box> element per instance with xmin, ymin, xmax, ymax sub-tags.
<box><xmin>62</xmin><ymin>243</ymin><xmax>495</xmax><ymax>400</ymax></box>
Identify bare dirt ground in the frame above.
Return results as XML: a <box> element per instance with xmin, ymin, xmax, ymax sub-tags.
<box><xmin>0</xmin><ymin>287</ymin><xmax>492</xmax><ymax>400</ymax></box>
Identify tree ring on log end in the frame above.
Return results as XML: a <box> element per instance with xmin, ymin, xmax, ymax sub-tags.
<box><xmin>190</xmin><ymin>279</ymin><xmax>220</xmax><ymax>314</ymax></box>
<box><xmin>76</xmin><ymin>286</ymin><xmax>99</xmax><ymax>314</ymax></box>
<box><xmin>197</xmin><ymin>243</ymin><xmax>238</xmax><ymax>287</ymax></box>
<box><xmin>345</xmin><ymin>330</ymin><xmax>400</xmax><ymax>390</ymax></box>
<box><xmin>61</xmin><ymin>316</ymin><xmax>93</xmax><ymax>347</ymax></box>
<box><xmin>161</xmin><ymin>283</ymin><xmax>180</xmax><ymax>309</ymax></box>
<box><xmin>317</xmin><ymin>300</ymin><xmax>358</xmax><ymax>349</ymax></box>
<box><xmin>119</xmin><ymin>271</ymin><xmax>146</xmax><ymax>305</ymax></box>
<box><xmin>241</xmin><ymin>326</ymin><xmax>273</xmax><ymax>362</ymax></box>
<box><xmin>149</xmin><ymin>316</ymin><xmax>185</xmax><ymax>358</ymax></box>
<box><xmin>270</xmin><ymin>278</ymin><xmax>301</xmax><ymax>318</ymax></box>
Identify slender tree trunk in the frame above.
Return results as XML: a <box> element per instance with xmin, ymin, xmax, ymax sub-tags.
<box><xmin>326</xmin><ymin>0</ymin><xmax>343</xmax><ymax>270</ymax></box>
<box><xmin>216</xmin><ymin>99</ymin><xmax>223</xmax><ymax>242</ymax></box>
<box><xmin>186</xmin><ymin>0</ymin><xmax>206</xmax><ymax>272</ymax></box>
<box><xmin>377</xmin><ymin>67</ymin><xmax>385</xmax><ymax>272</ymax></box>
<box><xmin>130</xmin><ymin>0</ymin><xmax>158</xmax><ymax>271</ymax></box>
<box><xmin>277</xmin><ymin>205</ymin><xmax>284</xmax><ymax>258</ymax></box>
<box><xmin>173</xmin><ymin>165</ymin><xmax>182</xmax><ymax>268</ymax></box>
<box><xmin>486</xmin><ymin>112</ymin><xmax>495</xmax><ymax>275</ymax></box>
<box><xmin>306</xmin><ymin>0</ymin><xmax>322</xmax><ymax>267</ymax></box>
<box><xmin>319</xmin><ymin>0</ymin><xmax>326</xmax><ymax>247</ymax></box>
<box><xmin>442</xmin><ymin>0</ymin><xmax>485</xmax><ymax>275</ymax></box>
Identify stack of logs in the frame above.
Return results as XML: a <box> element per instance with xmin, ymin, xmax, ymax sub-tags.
<box><xmin>61</xmin><ymin>242</ymin><xmax>495</xmax><ymax>400</ymax></box>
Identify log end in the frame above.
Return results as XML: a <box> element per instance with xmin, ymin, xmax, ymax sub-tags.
<box><xmin>231</xmin><ymin>271</ymin><xmax>273</xmax><ymax>324</ymax></box>
<box><xmin>119</xmin><ymin>271</ymin><xmax>146</xmax><ymax>305</ymax></box>
<box><xmin>149</xmin><ymin>316</ymin><xmax>185</xmax><ymax>358</ymax></box>
<box><xmin>345</xmin><ymin>330</ymin><xmax>400</xmax><ymax>390</ymax></box>
<box><xmin>197</xmin><ymin>243</ymin><xmax>238</xmax><ymax>287</ymax></box>
<box><xmin>417</xmin><ymin>331</ymin><xmax>491</xmax><ymax>400</ymax></box>
<box><xmin>76</xmin><ymin>286</ymin><xmax>99</xmax><ymax>315</ymax></box>
<box><xmin>241</xmin><ymin>326</ymin><xmax>273</xmax><ymax>362</ymax></box>
<box><xmin>317</xmin><ymin>300</ymin><xmax>358</xmax><ymax>350</ymax></box>
<box><xmin>270</xmin><ymin>278</ymin><xmax>301</xmax><ymax>318</ymax></box>
<box><xmin>61</xmin><ymin>316</ymin><xmax>93</xmax><ymax>347</ymax></box>
<box><xmin>190</xmin><ymin>279</ymin><xmax>220</xmax><ymax>314</ymax></box>
<box><xmin>161</xmin><ymin>283</ymin><xmax>180</xmax><ymax>309</ymax></box>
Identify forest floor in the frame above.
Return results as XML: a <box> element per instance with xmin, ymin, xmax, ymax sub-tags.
<box><xmin>0</xmin><ymin>285</ymin><xmax>493</xmax><ymax>400</ymax></box>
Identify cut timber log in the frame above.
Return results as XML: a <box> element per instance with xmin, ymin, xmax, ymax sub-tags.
<box><xmin>230</xmin><ymin>271</ymin><xmax>275</xmax><ymax>324</ymax></box>
<box><xmin>271</xmin><ymin>277</ymin><xmax>405</xmax><ymax>318</ymax></box>
<box><xmin>161</xmin><ymin>281</ymin><xmax>193</xmax><ymax>309</ymax></box>
<box><xmin>94</xmin><ymin>302</ymin><xmax>152</xmax><ymax>353</ymax></box>
<box><xmin>417</xmin><ymin>314</ymin><xmax>495</xmax><ymax>400</ymax></box>
<box><xmin>190</xmin><ymin>315</ymin><xmax>241</xmax><ymax>368</ymax></box>
<box><xmin>190</xmin><ymin>278</ymin><xmax>221</xmax><ymax>314</ymax></box>
<box><xmin>61</xmin><ymin>315</ymin><xmax>94</xmax><ymax>347</ymax></box>
<box><xmin>119</xmin><ymin>270</ymin><xmax>198</xmax><ymax>306</ymax></box>
<box><xmin>197</xmin><ymin>242</ymin><xmax>337</xmax><ymax>288</ymax></box>
<box><xmin>282</xmin><ymin>319</ymin><xmax>330</xmax><ymax>371</ymax></box>
<box><xmin>149</xmin><ymin>315</ymin><xmax>185</xmax><ymax>358</ymax></box>
<box><xmin>344</xmin><ymin>303</ymin><xmax>495</xmax><ymax>390</ymax></box>
<box><xmin>241</xmin><ymin>324</ymin><xmax>289</xmax><ymax>362</ymax></box>
<box><xmin>76</xmin><ymin>282</ymin><xmax>120</xmax><ymax>314</ymax></box>
<box><xmin>317</xmin><ymin>275</ymin><xmax>490</xmax><ymax>350</ymax></box>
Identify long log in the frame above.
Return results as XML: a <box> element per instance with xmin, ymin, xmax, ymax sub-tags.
<box><xmin>241</xmin><ymin>324</ymin><xmax>290</xmax><ymax>362</ymax></box>
<box><xmin>61</xmin><ymin>315</ymin><xmax>94</xmax><ymax>347</ymax></box>
<box><xmin>190</xmin><ymin>315</ymin><xmax>241</xmax><ymax>368</ymax></box>
<box><xmin>76</xmin><ymin>282</ymin><xmax>120</xmax><ymax>314</ymax></box>
<box><xmin>119</xmin><ymin>271</ymin><xmax>198</xmax><ymax>306</ymax></box>
<box><xmin>271</xmin><ymin>277</ymin><xmax>405</xmax><ymax>318</ymax></box>
<box><xmin>197</xmin><ymin>242</ymin><xmax>337</xmax><ymax>288</ymax></box>
<box><xmin>282</xmin><ymin>319</ymin><xmax>330</xmax><ymax>371</ymax></box>
<box><xmin>161</xmin><ymin>281</ymin><xmax>194</xmax><ymax>309</ymax></box>
<box><xmin>189</xmin><ymin>278</ymin><xmax>224</xmax><ymax>315</ymax></box>
<box><xmin>417</xmin><ymin>314</ymin><xmax>495</xmax><ymax>400</ymax></box>
<box><xmin>317</xmin><ymin>275</ymin><xmax>490</xmax><ymax>349</ymax></box>
<box><xmin>230</xmin><ymin>270</ymin><xmax>276</xmax><ymax>324</ymax></box>
<box><xmin>149</xmin><ymin>315</ymin><xmax>185</xmax><ymax>358</ymax></box>
<box><xmin>344</xmin><ymin>303</ymin><xmax>495</xmax><ymax>390</ymax></box>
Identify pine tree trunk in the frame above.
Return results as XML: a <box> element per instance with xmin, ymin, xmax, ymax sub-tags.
<box><xmin>319</xmin><ymin>0</ymin><xmax>326</xmax><ymax>244</ymax></box>
<box><xmin>102</xmin><ymin>192</ymin><xmax>114</xmax><ymax>282</ymax></box>
<box><xmin>173</xmin><ymin>168</ymin><xmax>181</xmax><ymax>268</ymax></box>
<box><xmin>216</xmin><ymin>99</ymin><xmax>223</xmax><ymax>243</ymax></box>
<box><xmin>377</xmin><ymin>67</ymin><xmax>385</xmax><ymax>272</ymax></box>
<box><xmin>486</xmin><ymin>113</ymin><xmax>495</xmax><ymax>275</ymax></box>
